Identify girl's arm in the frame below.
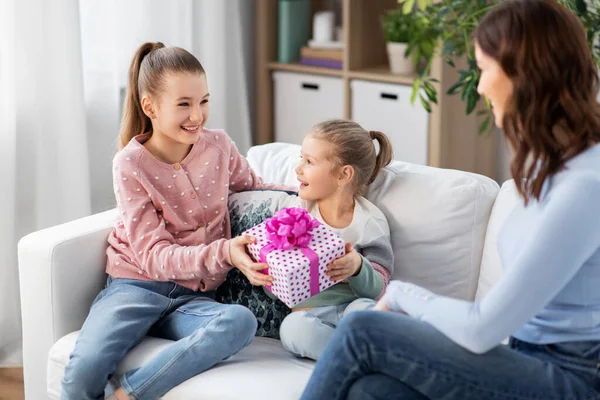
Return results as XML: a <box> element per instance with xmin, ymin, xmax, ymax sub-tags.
<box><xmin>350</xmin><ymin>218</ymin><xmax>394</xmax><ymax>299</ymax></box>
<box><xmin>385</xmin><ymin>177</ymin><xmax>600</xmax><ymax>354</ymax></box>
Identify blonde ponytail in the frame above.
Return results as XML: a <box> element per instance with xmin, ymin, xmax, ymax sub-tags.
<box><xmin>368</xmin><ymin>130</ymin><xmax>393</xmax><ymax>184</ymax></box>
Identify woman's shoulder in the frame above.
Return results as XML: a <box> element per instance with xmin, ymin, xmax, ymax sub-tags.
<box><xmin>554</xmin><ymin>144</ymin><xmax>600</xmax><ymax>188</ymax></box>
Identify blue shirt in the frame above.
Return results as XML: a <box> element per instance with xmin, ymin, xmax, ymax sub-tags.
<box><xmin>386</xmin><ymin>144</ymin><xmax>600</xmax><ymax>354</ymax></box>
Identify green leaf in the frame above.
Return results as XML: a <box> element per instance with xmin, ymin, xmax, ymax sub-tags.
<box><xmin>411</xmin><ymin>79</ymin><xmax>420</xmax><ymax>104</ymax></box>
<box><xmin>447</xmin><ymin>80</ymin><xmax>463</xmax><ymax>95</ymax></box>
<box><xmin>479</xmin><ymin>115</ymin><xmax>491</xmax><ymax>134</ymax></box>
<box><xmin>477</xmin><ymin>109</ymin><xmax>488</xmax><ymax>116</ymax></box>
<box><xmin>419</xmin><ymin>94</ymin><xmax>432</xmax><ymax>113</ymax></box>
<box><xmin>417</xmin><ymin>0</ymin><xmax>431</xmax><ymax>10</ymax></box>
<box><xmin>443</xmin><ymin>56</ymin><xmax>456</xmax><ymax>68</ymax></box>
<box><xmin>423</xmin><ymin>82</ymin><xmax>438</xmax><ymax>104</ymax></box>
<box><xmin>575</xmin><ymin>0</ymin><xmax>587</xmax><ymax>14</ymax></box>
<box><xmin>466</xmin><ymin>92</ymin><xmax>477</xmax><ymax>115</ymax></box>
<box><xmin>402</xmin><ymin>0</ymin><xmax>415</xmax><ymax>14</ymax></box>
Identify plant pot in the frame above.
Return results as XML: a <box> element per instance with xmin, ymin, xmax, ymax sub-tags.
<box><xmin>386</xmin><ymin>42</ymin><xmax>415</xmax><ymax>75</ymax></box>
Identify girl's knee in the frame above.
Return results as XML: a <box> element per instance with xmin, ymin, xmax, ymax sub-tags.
<box><xmin>279</xmin><ymin>312</ymin><xmax>328</xmax><ymax>359</ymax></box>
<box><xmin>344</xmin><ymin>298</ymin><xmax>376</xmax><ymax>315</ymax></box>
<box><xmin>62</xmin><ymin>353</ymin><xmax>110</xmax><ymax>397</ymax></box>
<box><xmin>279</xmin><ymin>312</ymin><xmax>310</xmax><ymax>343</ymax></box>
<box><xmin>220</xmin><ymin>305</ymin><xmax>257</xmax><ymax>340</ymax></box>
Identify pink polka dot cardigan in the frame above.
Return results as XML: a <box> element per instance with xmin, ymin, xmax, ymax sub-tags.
<box><xmin>106</xmin><ymin>129</ymin><xmax>286</xmax><ymax>292</ymax></box>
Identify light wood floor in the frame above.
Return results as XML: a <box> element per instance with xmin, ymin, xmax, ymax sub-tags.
<box><xmin>0</xmin><ymin>368</ymin><xmax>24</xmax><ymax>400</ymax></box>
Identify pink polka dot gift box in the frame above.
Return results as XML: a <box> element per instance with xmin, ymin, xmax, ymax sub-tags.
<box><xmin>244</xmin><ymin>207</ymin><xmax>346</xmax><ymax>308</ymax></box>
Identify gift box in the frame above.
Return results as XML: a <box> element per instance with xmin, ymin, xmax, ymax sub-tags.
<box><xmin>244</xmin><ymin>207</ymin><xmax>346</xmax><ymax>308</ymax></box>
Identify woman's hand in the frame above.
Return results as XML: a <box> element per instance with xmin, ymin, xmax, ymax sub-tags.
<box><xmin>327</xmin><ymin>242</ymin><xmax>362</xmax><ymax>282</ymax></box>
<box><xmin>229</xmin><ymin>235</ymin><xmax>274</xmax><ymax>286</ymax></box>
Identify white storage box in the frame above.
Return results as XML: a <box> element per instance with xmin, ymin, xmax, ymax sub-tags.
<box><xmin>351</xmin><ymin>79</ymin><xmax>429</xmax><ymax>165</ymax></box>
<box><xmin>273</xmin><ymin>71</ymin><xmax>344</xmax><ymax>145</ymax></box>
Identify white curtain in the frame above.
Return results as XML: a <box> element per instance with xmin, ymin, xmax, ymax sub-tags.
<box><xmin>0</xmin><ymin>0</ymin><xmax>255</xmax><ymax>367</ymax></box>
<box><xmin>0</xmin><ymin>0</ymin><xmax>92</xmax><ymax>367</ymax></box>
<box><xmin>81</xmin><ymin>0</ymin><xmax>256</xmax><ymax>213</ymax></box>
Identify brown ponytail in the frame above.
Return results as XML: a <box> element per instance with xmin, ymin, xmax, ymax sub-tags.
<box><xmin>368</xmin><ymin>130</ymin><xmax>393</xmax><ymax>184</ymax></box>
<box><xmin>310</xmin><ymin>120</ymin><xmax>394</xmax><ymax>196</ymax></box>
<box><xmin>119</xmin><ymin>42</ymin><xmax>205</xmax><ymax>149</ymax></box>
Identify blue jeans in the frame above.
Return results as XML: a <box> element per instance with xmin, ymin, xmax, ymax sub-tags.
<box><xmin>279</xmin><ymin>298</ymin><xmax>375</xmax><ymax>360</ymax></box>
<box><xmin>301</xmin><ymin>311</ymin><xmax>600</xmax><ymax>400</ymax></box>
<box><xmin>61</xmin><ymin>277</ymin><xmax>257</xmax><ymax>400</ymax></box>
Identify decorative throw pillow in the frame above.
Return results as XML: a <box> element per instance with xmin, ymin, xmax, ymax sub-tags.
<box><xmin>215</xmin><ymin>190</ymin><xmax>296</xmax><ymax>339</ymax></box>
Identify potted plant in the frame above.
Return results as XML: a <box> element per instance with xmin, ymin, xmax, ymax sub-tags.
<box><xmin>396</xmin><ymin>0</ymin><xmax>600</xmax><ymax>133</ymax></box>
<box><xmin>381</xmin><ymin>8</ymin><xmax>416</xmax><ymax>74</ymax></box>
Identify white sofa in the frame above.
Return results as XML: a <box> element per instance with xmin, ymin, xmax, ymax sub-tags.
<box><xmin>18</xmin><ymin>142</ymin><xmax>519</xmax><ymax>400</ymax></box>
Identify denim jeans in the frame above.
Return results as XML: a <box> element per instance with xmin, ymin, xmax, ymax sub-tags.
<box><xmin>301</xmin><ymin>311</ymin><xmax>600</xmax><ymax>400</ymax></box>
<box><xmin>61</xmin><ymin>277</ymin><xmax>257</xmax><ymax>400</ymax></box>
<box><xmin>279</xmin><ymin>298</ymin><xmax>375</xmax><ymax>360</ymax></box>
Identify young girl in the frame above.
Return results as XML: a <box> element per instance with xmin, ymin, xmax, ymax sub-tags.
<box><xmin>242</xmin><ymin>120</ymin><xmax>395</xmax><ymax>361</ymax></box>
<box><xmin>61</xmin><ymin>42</ymin><xmax>284</xmax><ymax>400</ymax></box>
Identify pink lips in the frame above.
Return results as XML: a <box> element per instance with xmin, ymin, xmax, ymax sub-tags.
<box><xmin>181</xmin><ymin>126</ymin><xmax>200</xmax><ymax>134</ymax></box>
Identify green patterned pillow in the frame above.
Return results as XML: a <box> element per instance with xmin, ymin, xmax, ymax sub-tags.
<box><xmin>216</xmin><ymin>190</ymin><xmax>295</xmax><ymax>339</ymax></box>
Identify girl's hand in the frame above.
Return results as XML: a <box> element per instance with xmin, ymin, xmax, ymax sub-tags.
<box><xmin>373</xmin><ymin>296</ymin><xmax>391</xmax><ymax>311</ymax></box>
<box><xmin>326</xmin><ymin>242</ymin><xmax>362</xmax><ymax>282</ymax></box>
<box><xmin>229</xmin><ymin>235</ymin><xmax>274</xmax><ymax>286</ymax></box>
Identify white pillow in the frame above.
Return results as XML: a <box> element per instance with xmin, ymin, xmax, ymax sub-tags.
<box><xmin>247</xmin><ymin>142</ymin><xmax>301</xmax><ymax>187</ymax></box>
<box><xmin>367</xmin><ymin>163</ymin><xmax>499</xmax><ymax>300</ymax></box>
<box><xmin>475</xmin><ymin>180</ymin><xmax>520</xmax><ymax>301</ymax></box>
<box><xmin>248</xmin><ymin>142</ymin><xmax>500</xmax><ymax>300</ymax></box>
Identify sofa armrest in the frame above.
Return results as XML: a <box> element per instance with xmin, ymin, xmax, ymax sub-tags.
<box><xmin>18</xmin><ymin>208</ymin><xmax>118</xmax><ymax>400</ymax></box>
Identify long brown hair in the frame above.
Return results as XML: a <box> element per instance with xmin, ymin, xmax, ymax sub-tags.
<box><xmin>310</xmin><ymin>119</ymin><xmax>393</xmax><ymax>196</ymax></box>
<box><xmin>476</xmin><ymin>0</ymin><xmax>600</xmax><ymax>203</ymax></box>
<box><xmin>119</xmin><ymin>42</ymin><xmax>205</xmax><ymax>149</ymax></box>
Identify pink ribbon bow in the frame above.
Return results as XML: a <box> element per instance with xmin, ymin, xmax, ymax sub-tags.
<box><xmin>259</xmin><ymin>208</ymin><xmax>321</xmax><ymax>297</ymax></box>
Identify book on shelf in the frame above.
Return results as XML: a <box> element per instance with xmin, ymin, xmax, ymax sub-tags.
<box><xmin>300</xmin><ymin>57</ymin><xmax>343</xmax><ymax>69</ymax></box>
<box><xmin>308</xmin><ymin>40</ymin><xmax>344</xmax><ymax>50</ymax></box>
<box><xmin>300</xmin><ymin>46</ymin><xmax>343</xmax><ymax>62</ymax></box>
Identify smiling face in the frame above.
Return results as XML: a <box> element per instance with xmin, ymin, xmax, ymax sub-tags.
<box><xmin>142</xmin><ymin>71</ymin><xmax>210</xmax><ymax>146</ymax></box>
<box><xmin>475</xmin><ymin>42</ymin><xmax>514</xmax><ymax>128</ymax></box>
<box><xmin>295</xmin><ymin>136</ymin><xmax>343</xmax><ymax>201</ymax></box>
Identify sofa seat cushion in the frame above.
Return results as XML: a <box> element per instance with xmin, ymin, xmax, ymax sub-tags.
<box><xmin>48</xmin><ymin>331</ymin><xmax>314</xmax><ymax>400</ymax></box>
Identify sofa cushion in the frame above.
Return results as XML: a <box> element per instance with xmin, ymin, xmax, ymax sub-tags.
<box><xmin>216</xmin><ymin>190</ymin><xmax>293</xmax><ymax>339</ymax></box>
<box><xmin>248</xmin><ymin>142</ymin><xmax>500</xmax><ymax>301</ymax></box>
<box><xmin>247</xmin><ymin>142</ymin><xmax>300</xmax><ymax>187</ymax></box>
<box><xmin>475</xmin><ymin>180</ymin><xmax>520</xmax><ymax>300</ymax></box>
<box><xmin>48</xmin><ymin>331</ymin><xmax>314</xmax><ymax>400</ymax></box>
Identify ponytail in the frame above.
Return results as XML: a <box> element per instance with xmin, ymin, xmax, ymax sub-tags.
<box><xmin>118</xmin><ymin>42</ymin><xmax>205</xmax><ymax>149</ymax></box>
<box><xmin>310</xmin><ymin>119</ymin><xmax>393</xmax><ymax>196</ymax></box>
<box><xmin>368</xmin><ymin>130</ymin><xmax>393</xmax><ymax>184</ymax></box>
<box><xmin>119</xmin><ymin>42</ymin><xmax>164</xmax><ymax>149</ymax></box>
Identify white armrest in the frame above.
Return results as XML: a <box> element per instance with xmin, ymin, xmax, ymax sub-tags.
<box><xmin>18</xmin><ymin>208</ymin><xmax>118</xmax><ymax>400</ymax></box>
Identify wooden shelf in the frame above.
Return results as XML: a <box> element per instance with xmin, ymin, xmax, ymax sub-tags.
<box><xmin>255</xmin><ymin>0</ymin><xmax>496</xmax><ymax>178</ymax></box>
<box><xmin>347</xmin><ymin>66</ymin><xmax>417</xmax><ymax>85</ymax></box>
<box><xmin>267</xmin><ymin>62</ymin><xmax>344</xmax><ymax>77</ymax></box>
